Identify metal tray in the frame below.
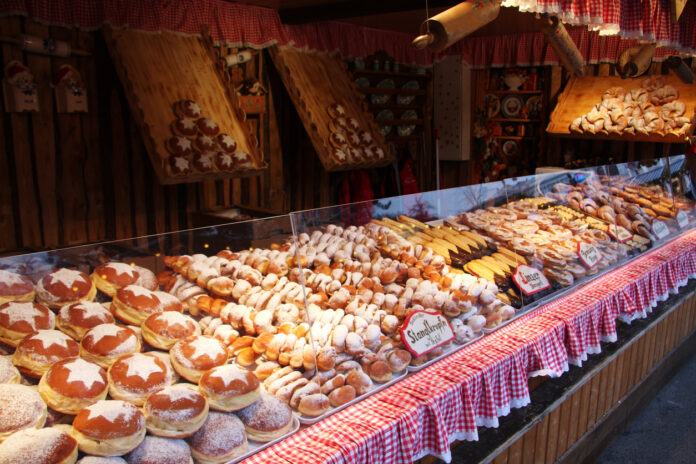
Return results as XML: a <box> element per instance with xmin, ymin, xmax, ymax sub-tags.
<box><xmin>231</xmin><ymin>414</ymin><xmax>301</xmax><ymax>463</ymax></box>
<box><xmin>407</xmin><ymin>331</ymin><xmax>484</xmax><ymax>373</ymax></box>
<box><xmin>298</xmin><ymin>368</ymin><xmax>408</xmax><ymax>425</ymax></box>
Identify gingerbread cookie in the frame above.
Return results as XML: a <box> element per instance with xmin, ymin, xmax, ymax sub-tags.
<box><xmin>166</xmin><ymin>136</ymin><xmax>193</xmax><ymax>157</ymax></box>
<box><xmin>216</xmin><ymin>134</ymin><xmax>237</xmax><ymax>153</ymax></box>
<box><xmin>170</xmin><ymin>118</ymin><xmax>198</xmax><ymax>137</ymax></box>
<box><xmin>192</xmin><ymin>152</ymin><xmax>216</xmax><ymax>173</ymax></box>
<box><xmin>174</xmin><ymin>100</ymin><xmax>202</xmax><ymax>119</ymax></box>
<box><xmin>328</xmin><ymin>103</ymin><xmax>347</xmax><ymax>119</ymax></box>
<box><xmin>197</xmin><ymin>118</ymin><xmax>219</xmax><ymax>137</ymax></box>
<box><xmin>169</xmin><ymin>155</ymin><xmax>192</xmax><ymax>176</ymax></box>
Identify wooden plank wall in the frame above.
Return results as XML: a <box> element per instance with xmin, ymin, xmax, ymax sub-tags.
<box><xmin>0</xmin><ymin>16</ymin><xmax>289</xmax><ymax>254</ymax></box>
<box><xmin>489</xmin><ymin>293</ymin><xmax>696</xmax><ymax>464</ymax></box>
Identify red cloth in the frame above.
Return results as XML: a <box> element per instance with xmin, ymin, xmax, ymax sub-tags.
<box><xmin>338</xmin><ymin>171</ymin><xmax>374</xmax><ymax>227</ymax></box>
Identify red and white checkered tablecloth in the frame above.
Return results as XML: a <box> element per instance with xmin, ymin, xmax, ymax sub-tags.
<box><xmin>245</xmin><ymin>229</ymin><xmax>696</xmax><ymax>464</ymax></box>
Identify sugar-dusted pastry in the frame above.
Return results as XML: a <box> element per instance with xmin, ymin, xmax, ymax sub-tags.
<box><xmin>169</xmin><ymin>335</ymin><xmax>228</xmax><ymax>383</ymax></box>
<box><xmin>91</xmin><ymin>262</ymin><xmax>141</xmax><ymax>297</ymax></box>
<box><xmin>186</xmin><ymin>411</ymin><xmax>247</xmax><ymax>464</ymax></box>
<box><xmin>192</xmin><ymin>152</ymin><xmax>216</xmax><ymax>173</ymax></box>
<box><xmin>215</xmin><ymin>152</ymin><xmax>235</xmax><ymax>172</ymax></box>
<box><xmin>194</xmin><ymin>134</ymin><xmax>217</xmax><ymax>153</ymax></box>
<box><xmin>174</xmin><ymin>100</ymin><xmax>202</xmax><ymax>120</ymax></box>
<box><xmin>143</xmin><ymin>384</ymin><xmax>209</xmax><ymax>438</ymax></box>
<box><xmin>232</xmin><ymin>151</ymin><xmax>253</xmax><ymax>169</ymax></box>
<box><xmin>38</xmin><ymin>357</ymin><xmax>108</xmax><ymax>415</ymax></box>
<box><xmin>0</xmin><ymin>384</ymin><xmax>47</xmax><ymax>442</ymax></box>
<box><xmin>124</xmin><ymin>436</ymin><xmax>192</xmax><ymax>464</ymax></box>
<box><xmin>112</xmin><ymin>285</ymin><xmax>182</xmax><ymax>326</ymax></box>
<box><xmin>56</xmin><ymin>301</ymin><xmax>114</xmax><ymax>341</ymax></box>
<box><xmin>107</xmin><ymin>352</ymin><xmax>173</xmax><ymax>406</ymax></box>
<box><xmin>80</xmin><ymin>324</ymin><xmax>141</xmax><ymax>369</ymax></box>
<box><xmin>236</xmin><ymin>392</ymin><xmax>293</xmax><ymax>442</ymax></box>
<box><xmin>0</xmin><ymin>356</ymin><xmax>19</xmax><ymax>384</ymax></box>
<box><xmin>36</xmin><ymin>268</ymin><xmax>96</xmax><ymax>310</ymax></box>
<box><xmin>70</xmin><ymin>400</ymin><xmax>146</xmax><ymax>456</ymax></box>
<box><xmin>327</xmin><ymin>103</ymin><xmax>346</xmax><ymax>119</ymax></box>
<box><xmin>0</xmin><ymin>269</ymin><xmax>34</xmax><ymax>305</ymax></box>
<box><xmin>198</xmin><ymin>364</ymin><xmax>260</xmax><ymax>412</ymax></box>
<box><xmin>141</xmin><ymin>311</ymin><xmax>200</xmax><ymax>351</ymax></box>
<box><xmin>0</xmin><ymin>426</ymin><xmax>78</xmax><ymax>464</ymax></box>
<box><xmin>0</xmin><ymin>301</ymin><xmax>55</xmax><ymax>347</ymax></box>
<box><xmin>12</xmin><ymin>329</ymin><xmax>79</xmax><ymax>378</ymax></box>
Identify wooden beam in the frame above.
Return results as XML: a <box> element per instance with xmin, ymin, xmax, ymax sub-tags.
<box><xmin>279</xmin><ymin>0</ymin><xmax>458</xmax><ymax>24</ymax></box>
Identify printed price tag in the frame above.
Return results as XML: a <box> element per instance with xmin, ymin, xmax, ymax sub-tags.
<box><xmin>512</xmin><ymin>264</ymin><xmax>551</xmax><ymax>296</ymax></box>
<box><xmin>676</xmin><ymin>209</ymin><xmax>689</xmax><ymax>229</ymax></box>
<box><xmin>399</xmin><ymin>310</ymin><xmax>454</xmax><ymax>358</ymax></box>
<box><xmin>651</xmin><ymin>219</ymin><xmax>670</xmax><ymax>239</ymax></box>
<box><xmin>606</xmin><ymin>224</ymin><xmax>633</xmax><ymax>243</ymax></box>
<box><xmin>577</xmin><ymin>241</ymin><xmax>602</xmax><ymax>269</ymax></box>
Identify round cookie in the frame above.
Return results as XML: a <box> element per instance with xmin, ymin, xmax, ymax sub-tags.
<box><xmin>170</xmin><ymin>118</ymin><xmax>198</xmax><ymax>137</ymax></box>
<box><xmin>174</xmin><ymin>100</ymin><xmax>202</xmax><ymax>120</ymax></box>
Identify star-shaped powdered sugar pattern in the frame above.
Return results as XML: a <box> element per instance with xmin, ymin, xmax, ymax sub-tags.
<box><xmin>180</xmin><ymin>118</ymin><xmax>196</xmax><ymax>130</ymax></box>
<box><xmin>87</xmin><ymin>323</ymin><xmax>125</xmax><ymax>341</ymax></box>
<box><xmin>154</xmin><ymin>310</ymin><xmax>189</xmax><ymax>329</ymax></box>
<box><xmin>199</xmin><ymin>155</ymin><xmax>213</xmax><ymax>169</ymax></box>
<box><xmin>187</xmin><ymin>336</ymin><xmax>223</xmax><ymax>360</ymax></box>
<box><xmin>123</xmin><ymin>285</ymin><xmax>156</xmax><ymax>299</ymax></box>
<box><xmin>174</xmin><ymin>157</ymin><xmax>190</xmax><ymax>171</ymax></box>
<box><xmin>0</xmin><ymin>303</ymin><xmax>45</xmax><ymax>328</ymax></box>
<box><xmin>105</xmin><ymin>262</ymin><xmax>137</xmax><ymax>278</ymax></box>
<box><xmin>47</xmin><ymin>268</ymin><xmax>86</xmax><ymax>288</ymax></box>
<box><xmin>162</xmin><ymin>384</ymin><xmax>198</xmax><ymax>402</ymax></box>
<box><xmin>86</xmin><ymin>400</ymin><xmax>133</xmax><ymax>422</ymax></box>
<box><xmin>201</xmin><ymin>118</ymin><xmax>217</xmax><ymax>129</ymax></box>
<box><xmin>234</xmin><ymin>151</ymin><xmax>249</xmax><ymax>161</ymax></box>
<box><xmin>65</xmin><ymin>358</ymin><xmax>104</xmax><ymax>389</ymax></box>
<box><xmin>122</xmin><ymin>354</ymin><xmax>163</xmax><ymax>380</ymax></box>
<box><xmin>219</xmin><ymin>134</ymin><xmax>235</xmax><ymax>148</ymax></box>
<box><xmin>175</xmin><ymin>137</ymin><xmax>192</xmax><ymax>151</ymax></box>
<box><xmin>219</xmin><ymin>153</ymin><xmax>233</xmax><ymax>167</ymax></box>
<box><xmin>210</xmin><ymin>365</ymin><xmax>248</xmax><ymax>387</ymax></box>
<box><xmin>0</xmin><ymin>269</ymin><xmax>27</xmax><ymax>286</ymax></box>
<box><xmin>33</xmin><ymin>330</ymin><xmax>72</xmax><ymax>350</ymax></box>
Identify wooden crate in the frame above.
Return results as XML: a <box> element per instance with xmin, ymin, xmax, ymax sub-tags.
<box><xmin>269</xmin><ymin>46</ymin><xmax>393</xmax><ymax>172</ymax></box>
<box><xmin>103</xmin><ymin>26</ymin><xmax>267</xmax><ymax>185</ymax></box>
<box><xmin>547</xmin><ymin>75</ymin><xmax>696</xmax><ymax>143</ymax></box>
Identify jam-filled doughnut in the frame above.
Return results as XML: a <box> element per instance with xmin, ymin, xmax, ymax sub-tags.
<box><xmin>170</xmin><ymin>118</ymin><xmax>198</xmax><ymax>137</ymax></box>
<box><xmin>143</xmin><ymin>384</ymin><xmax>208</xmax><ymax>438</ymax></box>
<box><xmin>215</xmin><ymin>134</ymin><xmax>236</xmax><ymax>154</ymax></box>
<box><xmin>0</xmin><ymin>426</ymin><xmax>78</xmax><ymax>464</ymax></box>
<box><xmin>132</xmin><ymin>266</ymin><xmax>157</xmax><ymax>291</ymax></box>
<box><xmin>0</xmin><ymin>269</ymin><xmax>34</xmax><ymax>305</ymax></box>
<box><xmin>124</xmin><ymin>435</ymin><xmax>192</xmax><ymax>464</ymax></box>
<box><xmin>237</xmin><ymin>392</ymin><xmax>293</xmax><ymax>442</ymax></box>
<box><xmin>107</xmin><ymin>353</ymin><xmax>173</xmax><ymax>406</ymax></box>
<box><xmin>70</xmin><ymin>400</ymin><xmax>146</xmax><ymax>456</ymax></box>
<box><xmin>36</xmin><ymin>268</ymin><xmax>96</xmax><ymax>310</ymax></box>
<box><xmin>186</xmin><ymin>411</ymin><xmax>247</xmax><ymax>464</ymax></box>
<box><xmin>198</xmin><ymin>364</ymin><xmax>260</xmax><ymax>412</ymax></box>
<box><xmin>0</xmin><ymin>356</ymin><xmax>20</xmax><ymax>384</ymax></box>
<box><xmin>174</xmin><ymin>100</ymin><xmax>202</xmax><ymax>120</ymax></box>
<box><xmin>80</xmin><ymin>324</ymin><xmax>141</xmax><ymax>369</ymax></box>
<box><xmin>0</xmin><ymin>384</ymin><xmax>47</xmax><ymax>442</ymax></box>
<box><xmin>196</xmin><ymin>118</ymin><xmax>219</xmax><ymax>137</ymax></box>
<box><xmin>12</xmin><ymin>329</ymin><xmax>79</xmax><ymax>378</ymax></box>
<box><xmin>141</xmin><ymin>311</ymin><xmax>200</xmax><ymax>351</ymax></box>
<box><xmin>38</xmin><ymin>357</ymin><xmax>108</xmax><ymax>415</ymax></box>
<box><xmin>0</xmin><ymin>301</ymin><xmax>55</xmax><ymax>347</ymax></box>
<box><xmin>57</xmin><ymin>302</ymin><xmax>115</xmax><ymax>341</ymax></box>
<box><xmin>112</xmin><ymin>285</ymin><xmax>183</xmax><ymax>326</ymax></box>
<box><xmin>169</xmin><ymin>335</ymin><xmax>228</xmax><ymax>383</ymax></box>
<box><xmin>77</xmin><ymin>457</ymin><xmax>126</xmax><ymax>463</ymax></box>
<box><xmin>91</xmin><ymin>262</ymin><xmax>141</xmax><ymax>297</ymax></box>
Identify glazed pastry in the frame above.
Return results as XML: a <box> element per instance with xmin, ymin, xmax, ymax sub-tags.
<box><xmin>80</xmin><ymin>324</ymin><xmax>141</xmax><ymax>369</ymax></box>
<box><xmin>174</xmin><ymin>100</ymin><xmax>202</xmax><ymax>120</ymax></box>
<box><xmin>0</xmin><ymin>384</ymin><xmax>47</xmax><ymax>442</ymax></box>
<box><xmin>36</xmin><ymin>268</ymin><xmax>96</xmax><ymax>310</ymax></box>
<box><xmin>196</xmin><ymin>118</ymin><xmax>219</xmax><ymax>137</ymax></box>
<box><xmin>0</xmin><ymin>269</ymin><xmax>34</xmax><ymax>305</ymax></box>
<box><xmin>0</xmin><ymin>426</ymin><xmax>78</xmax><ymax>464</ymax></box>
<box><xmin>198</xmin><ymin>364</ymin><xmax>260</xmax><ymax>412</ymax></box>
<box><xmin>0</xmin><ymin>301</ymin><xmax>55</xmax><ymax>347</ymax></box>
<box><xmin>107</xmin><ymin>353</ymin><xmax>173</xmax><ymax>406</ymax></box>
<box><xmin>141</xmin><ymin>311</ymin><xmax>200</xmax><ymax>350</ymax></box>
<box><xmin>112</xmin><ymin>285</ymin><xmax>182</xmax><ymax>326</ymax></box>
<box><xmin>38</xmin><ymin>357</ymin><xmax>108</xmax><ymax>415</ymax></box>
<box><xmin>186</xmin><ymin>411</ymin><xmax>247</xmax><ymax>464</ymax></box>
<box><xmin>236</xmin><ymin>392</ymin><xmax>293</xmax><ymax>442</ymax></box>
<box><xmin>166</xmin><ymin>136</ymin><xmax>193</xmax><ymax>157</ymax></box>
<box><xmin>216</xmin><ymin>133</ymin><xmax>236</xmax><ymax>153</ymax></box>
<box><xmin>170</xmin><ymin>117</ymin><xmax>198</xmax><ymax>137</ymax></box>
<box><xmin>12</xmin><ymin>329</ymin><xmax>79</xmax><ymax>378</ymax></box>
<box><xmin>70</xmin><ymin>400</ymin><xmax>146</xmax><ymax>456</ymax></box>
<box><xmin>91</xmin><ymin>262</ymin><xmax>141</xmax><ymax>297</ymax></box>
<box><xmin>143</xmin><ymin>384</ymin><xmax>209</xmax><ymax>438</ymax></box>
<box><xmin>169</xmin><ymin>335</ymin><xmax>228</xmax><ymax>383</ymax></box>
<box><xmin>56</xmin><ymin>302</ymin><xmax>114</xmax><ymax>341</ymax></box>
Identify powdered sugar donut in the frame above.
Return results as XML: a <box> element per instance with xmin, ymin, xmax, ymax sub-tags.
<box><xmin>36</xmin><ymin>268</ymin><xmax>96</xmax><ymax>310</ymax></box>
<box><xmin>0</xmin><ymin>301</ymin><xmax>55</xmax><ymax>347</ymax></box>
<box><xmin>186</xmin><ymin>411</ymin><xmax>247</xmax><ymax>464</ymax></box>
<box><xmin>236</xmin><ymin>392</ymin><xmax>293</xmax><ymax>442</ymax></box>
<box><xmin>80</xmin><ymin>324</ymin><xmax>141</xmax><ymax>369</ymax></box>
<box><xmin>12</xmin><ymin>329</ymin><xmax>79</xmax><ymax>378</ymax></box>
<box><xmin>198</xmin><ymin>364</ymin><xmax>260</xmax><ymax>412</ymax></box>
<box><xmin>57</xmin><ymin>301</ymin><xmax>115</xmax><ymax>341</ymax></box>
<box><xmin>124</xmin><ymin>435</ymin><xmax>192</xmax><ymax>464</ymax></box>
<box><xmin>38</xmin><ymin>357</ymin><xmax>108</xmax><ymax>415</ymax></box>
<box><xmin>0</xmin><ymin>384</ymin><xmax>47</xmax><ymax>442</ymax></box>
<box><xmin>0</xmin><ymin>356</ymin><xmax>19</xmax><ymax>384</ymax></box>
<box><xmin>143</xmin><ymin>384</ymin><xmax>208</xmax><ymax>439</ymax></box>
<box><xmin>70</xmin><ymin>400</ymin><xmax>146</xmax><ymax>456</ymax></box>
<box><xmin>91</xmin><ymin>262</ymin><xmax>141</xmax><ymax>297</ymax></box>
<box><xmin>107</xmin><ymin>353</ymin><xmax>173</xmax><ymax>406</ymax></box>
<box><xmin>0</xmin><ymin>426</ymin><xmax>78</xmax><ymax>464</ymax></box>
<box><xmin>169</xmin><ymin>335</ymin><xmax>228</xmax><ymax>383</ymax></box>
<box><xmin>112</xmin><ymin>285</ymin><xmax>183</xmax><ymax>326</ymax></box>
<box><xmin>0</xmin><ymin>269</ymin><xmax>34</xmax><ymax>305</ymax></box>
<box><xmin>141</xmin><ymin>311</ymin><xmax>200</xmax><ymax>351</ymax></box>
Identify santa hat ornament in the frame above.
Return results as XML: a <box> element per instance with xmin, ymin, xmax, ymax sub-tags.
<box><xmin>52</xmin><ymin>64</ymin><xmax>80</xmax><ymax>87</ymax></box>
<box><xmin>4</xmin><ymin>61</ymin><xmax>31</xmax><ymax>83</ymax></box>
<box><xmin>3</xmin><ymin>60</ymin><xmax>39</xmax><ymax>112</ymax></box>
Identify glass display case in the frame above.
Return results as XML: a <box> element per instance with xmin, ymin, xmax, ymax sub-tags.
<box><xmin>0</xmin><ymin>156</ymin><xmax>693</xmax><ymax>462</ymax></box>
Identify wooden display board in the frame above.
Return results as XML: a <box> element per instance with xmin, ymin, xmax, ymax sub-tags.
<box><xmin>104</xmin><ymin>27</ymin><xmax>267</xmax><ymax>184</ymax></box>
<box><xmin>269</xmin><ymin>46</ymin><xmax>393</xmax><ymax>171</ymax></box>
<box><xmin>547</xmin><ymin>75</ymin><xmax>696</xmax><ymax>143</ymax></box>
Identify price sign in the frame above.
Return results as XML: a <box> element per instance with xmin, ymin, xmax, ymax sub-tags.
<box><xmin>607</xmin><ymin>224</ymin><xmax>633</xmax><ymax>243</ymax></box>
<box><xmin>677</xmin><ymin>209</ymin><xmax>689</xmax><ymax>229</ymax></box>
<box><xmin>652</xmin><ymin>219</ymin><xmax>670</xmax><ymax>239</ymax></box>
<box><xmin>512</xmin><ymin>265</ymin><xmax>551</xmax><ymax>296</ymax></box>
<box><xmin>399</xmin><ymin>310</ymin><xmax>454</xmax><ymax>358</ymax></box>
<box><xmin>577</xmin><ymin>241</ymin><xmax>602</xmax><ymax>269</ymax></box>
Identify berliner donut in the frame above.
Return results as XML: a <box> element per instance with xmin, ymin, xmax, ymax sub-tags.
<box><xmin>125</xmin><ymin>435</ymin><xmax>192</xmax><ymax>464</ymax></box>
<box><xmin>0</xmin><ymin>384</ymin><xmax>47</xmax><ymax>442</ymax></box>
<box><xmin>174</xmin><ymin>100</ymin><xmax>202</xmax><ymax>120</ymax></box>
<box><xmin>169</xmin><ymin>336</ymin><xmax>228</xmax><ymax>383</ymax></box>
<box><xmin>38</xmin><ymin>357</ymin><xmax>108</xmax><ymax>415</ymax></box>
<box><xmin>298</xmin><ymin>393</ymin><xmax>330</xmax><ymax>417</ymax></box>
<box><xmin>196</xmin><ymin>118</ymin><xmax>219</xmax><ymax>137</ymax></box>
<box><xmin>80</xmin><ymin>324</ymin><xmax>141</xmax><ymax>369</ymax></box>
<box><xmin>36</xmin><ymin>268</ymin><xmax>96</xmax><ymax>310</ymax></box>
<box><xmin>0</xmin><ymin>356</ymin><xmax>20</xmax><ymax>384</ymax></box>
<box><xmin>328</xmin><ymin>385</ymin><xmax>356</xmax><ymax>407</ymax></box>
<box><xmin>141</xmin><ymin>311</ymin><xmax>200</xmax><ymax>351</ymax></box>
<box><xmin>237</xmin><ymin>392</ymin><xmax>293</xmax><ymax>442</ymax></box>
<box><xmin>133</xmin><ymin>266</ymin><xmax>158</xmax><ymax>291</ymax></box>
<box><xmin>0</xmin><ymin>301</ymin><xmax>55</xmax><ymax>347</ymax></box>
<box><xmin>216</xmin><ymin>134</ymin><xmax>236</xmax><ymax>154</ymax></box>
<box><xmin>12</xmin><ymin>329</ymin><xmax>79</xmax><ymax>378</ymax></box>
<box><xmin>186</xmin><ymin>411</ymin><xmax>246</xmax><ymax>464</ymax></box>
<box><xmin>0</xmin><ymin>269</ymin><xmax>34</xmax><ymax>305</ymax></box>
<box><xmin>166</xmin><ymin>136</ymin><xmax>193</xmax><ymax>157</ymax></box>
<box><xmin>170</xmin><ymin>117</ymin><xmax>198</xmax><ymax>137</ymax></box>
<box><xmin>345</xmin><ymin>369</ymin><xmax>371</xmax><ymax>395</ymax></box>
<box><xmin>77</xmin><ymin>457</ymin><xmax>126</xmax><ymax>463</ymax></box>
<box><xmin>91</xmin><ymin>263</ymin><xmax>141</xmax><ymax>297</ymax></box>
<box><xmin>112</xmin><ymin>285</ymin><xmax>183</xmax><ymax>326</ymax></box>
<box><xmin>168</xmin><ymin>155</ymin><xmax>192</xmax><ymax>176</ymax></box>
<box><xmin>0</xmin><ymin>426</ymin><xmax>78</xmax><ymax>464</ymax></box>
<box><xmin>57</xmin><ymin>302</ymin><xmax>114</xmax><ymax>341</ymax></box>
<box><xmin>198</xmin><ymin>364</ymin><xmax>260</xmax><ymax>412</ymax></box>
<box><xmin>143</xmin><ymin>384</ymin><xmax>208</xmax><ymax>438</ymax></box>
<box><xmin>108</xmin><ymin>353</ymin><xmax>173</xmax><ymax>406</ymax></box>
<box><xmin>70</xmin><ymin>400</ymin><xmax>146</xmax><ymax>456</ymax></box>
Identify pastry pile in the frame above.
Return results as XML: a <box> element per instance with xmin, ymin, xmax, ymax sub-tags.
<box><xmin>326</xmin><ymin>103</ymin><xmax>385</xmax><ymax>164</ymax></box>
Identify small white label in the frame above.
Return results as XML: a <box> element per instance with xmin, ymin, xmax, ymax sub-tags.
<box><xmin>577</xmin><ymin>241</ymin><xmax>602</xmax><ymax>269</ymax></box>
<box><xmin>652</xmin><ymin>219</ymin><xmax>669</xmax><ymax>239</ymax></box>
<box><xmin>512</xmin><ymin>264</ymin><xmax>551</xmax><ymax>296</ymax></box>
<box><xmin>399</xmin><ymin>310</ymin><xmax>454</xmax><ymax>358</ymax></box>
<box><xmin>677</xmin><ymin>210</ymin><xmax>689</xmax><ymax>229</ymax></box>
<box><xmin>607</xmin><ymin>224</ymin><xmax>633</xmax><ymax>243</ymax></box>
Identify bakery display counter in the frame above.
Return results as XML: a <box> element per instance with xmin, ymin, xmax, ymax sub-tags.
<box><xmin>0</xmin><ymin>155</ymin><xmax>694</xmax><ymax>463</ymax></box>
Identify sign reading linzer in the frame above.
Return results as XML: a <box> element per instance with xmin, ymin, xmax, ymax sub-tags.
<box><xmin>577</xmin><ymin>241</ymin><xmax>602</xmax><ymax>269</ymax></box>
<box><xmin>512</xmin><ymin>264</ymin><xmax>550</xmax><ymax>296</ymax></box>
<box><xmin>399</xmin><ymin>310</ymin><xmax>454</xmax><ymax>358</ymax></box>
<box><xmin>651</xmin><ymin>219</ymin><xmax>669</xmax><ymax>239</ymax></box>
<box><xmin>607</xmin><ymin>224</ymin><xmax>633</xmax><ymax>243</ymax></box>
<box><xmin>677</xmin><ymin>209</ymin><xmax>689</xmax><ymax>229</ymax></box>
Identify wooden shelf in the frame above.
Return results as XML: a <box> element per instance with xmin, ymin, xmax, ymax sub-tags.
<box><xmin>352</xmin><ymin>69</ymin><xmax>431</xmax><ymax>79</ymax></box>
<box><xmin>369</xmin><ymin>103</ymin><xmax>421</xmax><ymax>111</ymax></box>
<box><xmin>375</xmin><ymin>118</ymin><xmax>423</xmax><ymax>126</ymax></box>
<box><xmin>358</xmin><ymin>87</ymin><xmax>426</xmax><ymax>96</ymax></box>
<box><xmin>490</xmin><ymin>118</ymin><xmax>541</xmax><ymax>123</ymax></box>
<box><xmin>487</xmin><ymin>89</ymin><xmax>542</xmax><ymax>95</ymax></box>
